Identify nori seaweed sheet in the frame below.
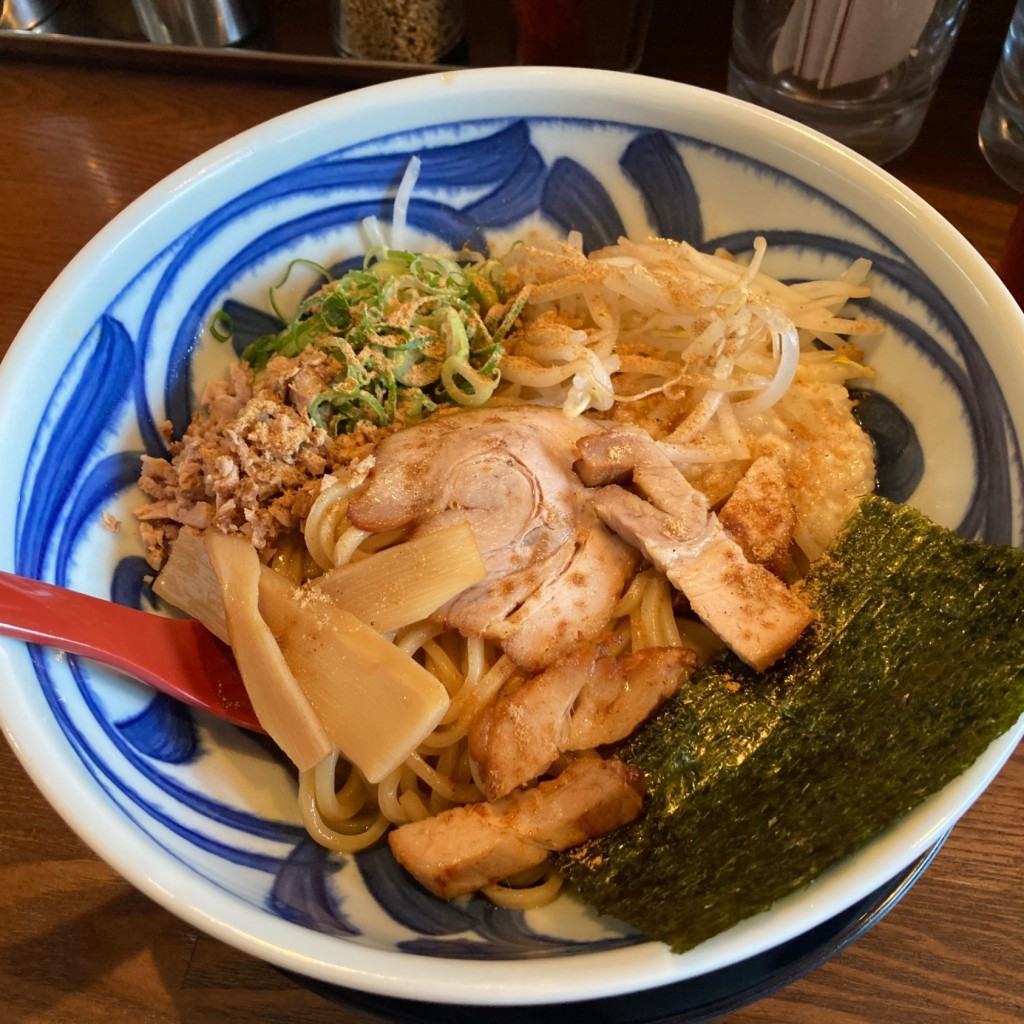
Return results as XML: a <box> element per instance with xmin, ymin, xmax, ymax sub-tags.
<box><xmin>556</xmin><ymin>496</ymin><xmax>1024</xmax><ymax>952</ymax></box>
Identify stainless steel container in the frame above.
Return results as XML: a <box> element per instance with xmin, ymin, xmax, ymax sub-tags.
<box><xmin>131</xmin><ymin>0</ymin><xmax>262</xmax><ymax>47</ymax></box>
<box><xmin>0</xmin><ymin>0</ymin><xmax>62</xmax><ymax>30</ymax></box>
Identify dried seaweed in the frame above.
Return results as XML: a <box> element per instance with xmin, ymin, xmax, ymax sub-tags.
<box><xmin>557</xmin><ymin>496</ymin><xmax>1024</xmax><ymax>952</ymax></box>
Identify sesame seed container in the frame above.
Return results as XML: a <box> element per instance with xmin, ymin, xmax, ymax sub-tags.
<box><xmin>331</xmin><ymin>0</ymin><xmax>464</xmax><ymax>64</ymax></box>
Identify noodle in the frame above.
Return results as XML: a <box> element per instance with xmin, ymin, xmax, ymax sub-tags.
<box><xmin>640</xmin><ymin>573</ymin><xmax>683</xmax><ymax>650</ymax></box>
<box><xmin>432</xmin><ymin>654</ymin><xmax>519</xmax><ymax>733</ymax></box>
<box><xmin>304</xmin><ymin>477</ymin><xmax>369</xmax><ymax>571</ymax></box>
<box><xmin>298</xmin><ymin>757</ymin><xmax>391</xmax><ymax>853</ymax></box>
<box><xmin>482</xmin><ymin>863</ymin><xmax>565</xmax><ymax>910</ymax></box>
<box><xmin>405</xmin><ymin>751</ymin><xmax>482</xmax><ymax>804</ymax></box>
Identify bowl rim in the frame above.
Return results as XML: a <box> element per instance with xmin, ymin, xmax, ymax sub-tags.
<box><xmin>1</xmin><ymin>64</ymin><xmax>1023</xmax><ymax>1007</ymax></box>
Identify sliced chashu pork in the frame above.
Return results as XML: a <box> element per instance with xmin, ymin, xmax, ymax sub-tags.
<box><xmin>388</xmin><ymin>755</ymin><xmax>644</xmax><ymax>899</ymax></box>
<box><xmin>346</xmin><ymin>406</ymin><xmax>637</xmax><ymax>672</ymax></box>
<box><xmin>575</xmin><ymin>429</ymin><xmax>813</xmax><ymax>671</ymax></box>
<box><xmin>718</xmin><ymin>455</ymin><xmax>796</xmax><ymax>577</ymax></box>
<box><xmin>470</xmin><ymin>641</ymin><xmax>695</xmax><ymax>801</ymax></box>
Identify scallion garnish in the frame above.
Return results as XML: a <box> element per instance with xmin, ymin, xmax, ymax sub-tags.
<box><xmin>238</xmin><ymin>248</ymin><xmax>513</xmax><ymax>435</ymax></box>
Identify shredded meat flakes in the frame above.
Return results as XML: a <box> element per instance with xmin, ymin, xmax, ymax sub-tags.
<box><xmin>136</xmin><ymin>349</ymin><xmax>387</xmax><ymax>569</ymax></box>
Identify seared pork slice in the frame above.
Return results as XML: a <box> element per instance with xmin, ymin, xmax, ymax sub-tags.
<box><xmin>440</xmin><ymin>541</ymin><xmax>574</xmax><ymax>640</ymax></box>
<box><xmin>347</xmin><ymin>406</ymin><xmax>593</xmax><ymax>559</ymax></box>
<box><xmin>470</xmin><ymin>642</ymin><xmax>695</xmax><ymax>800</ymax></box>
<box><xmin>567</xmin><ymin>647</ymin><xmax>695</xmax><ymax>749</ymax></box>
<box><xmin>576</xmin><ymin>428</ymin><xmax>709</xmax><ymax>533</ymax></box>
<box><xmin>591</xmin><ymin>485</ymin><xmax>813</xmax><ymax>671</ymax></box>
<box><xmin>347</xmin><ymin>406</ymin><xmax>637</xmax><ymax>672</ymax></box>
<box><xmin>576</xmin><ymin>429</ymin><xmax>813</xmax><ymax>670</ymax></box>
<box><xmin>488</xmin><ymin>523</ymin><xmax>637</xmax><ymax>671</ymax></box>
<box><xmin>388</xmin><ymin>756</ymin><xmax>645</xmax><ymax>899</ymax></box>
<box><xmin>718</xmin><ymin>456</ymin><xmax>796</xmax><ymax>577</ymax></box>
<box><xmin>573</xmin><ymin>429</ymin><xmax>645</xmax><ymax>487</ymax></box>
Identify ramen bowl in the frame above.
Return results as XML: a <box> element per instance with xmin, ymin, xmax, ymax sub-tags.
<box><xmin>1</xmin><ymin>66</ymin><xmax>1022</xmax><ymax>1008</ymax></box>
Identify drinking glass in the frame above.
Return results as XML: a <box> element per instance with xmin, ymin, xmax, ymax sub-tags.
<box><xmin>979</xmin><ymin>0</ymin><xmax>1024</xmax><ymax>192</ymax></box>
<box><xmin>728</xmin><ymin>0</ymin><xmax>972</xmax><ymax>164</ymax></box>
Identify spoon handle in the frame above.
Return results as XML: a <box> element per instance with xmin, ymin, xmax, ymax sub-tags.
<box><xmin>0</xmin><ymin>571</ymin><xmax>261</xmax><ymax>731</ymax></box>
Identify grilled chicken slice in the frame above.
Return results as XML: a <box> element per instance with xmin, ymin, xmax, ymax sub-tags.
<box><xmin>388</xmin><ymin>756</ymin><xmax>645</xmax><ymax>900</ymax></box>
<box><xmin>470</xmin><ymin>642</ymin><xmax>695</xmax><ymax>800</ymax></box>
<box><xmin>576</xmin><ymin>431</ymin><xmax>813</xmax><ymax>671</ymax></box>
<box><xmin>718</xmin><ymin>456</ymin><xmax>796</xmax><ymax>577</ymax></box>
<box><xmin>347</xmin><ymin>406</ymin><xmax>637</xmax><ymax>672</ymax></box>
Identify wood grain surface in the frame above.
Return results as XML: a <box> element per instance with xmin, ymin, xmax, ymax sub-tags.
<box><xmin>1</xmin><ymin>2</ymin><xmax>1021</xmax><ymax>1022</ymax></box>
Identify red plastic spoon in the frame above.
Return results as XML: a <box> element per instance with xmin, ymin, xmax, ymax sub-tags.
<box><xmin>0</xmin><ymin>570</ymin><xmax>262</xmax><ymax>732</ymax></box>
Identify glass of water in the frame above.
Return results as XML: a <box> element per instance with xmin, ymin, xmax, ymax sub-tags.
<box><xmin>728</xmin><ymin>0</ymin><xmax>972</xmax><ymax>165</ymax></box>
<box><xmin>979</xmin><ymin>0</ymin><xmax>1024</xmax><ymax>192</ymax></box>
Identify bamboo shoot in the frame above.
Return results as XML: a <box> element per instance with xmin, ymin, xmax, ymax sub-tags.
<box><xmin>205</xmin><ymin>531</ymin><xmax>333</xmax><ymax>772</ymax></box>
<box><xmin>309</xmin><ymin>520</ymin><xmax>486</xmax><ymax>634</ymax></box>
<box><xmin>259</xmin><ymin>569</ymin><xmax>450</xmax><ymax>784</ymax></box>
<box><xmin>153</xmin><ymin>527</ymin><xmax>229</xmax><ymax>643</ymax></box>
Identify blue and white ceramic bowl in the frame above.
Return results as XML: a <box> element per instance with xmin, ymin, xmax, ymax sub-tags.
<box><xmin>1</xmin><ymin>67</ymin><xmax>1022</xmax><ymax>1006</ymax></box>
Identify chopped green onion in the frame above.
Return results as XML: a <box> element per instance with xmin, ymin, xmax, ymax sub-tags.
<box><xmin>268</xmin><ymin>259</ymin><xmax>333</xmax><ymax>323</ymax></box>
<box><xmin>239</xmin><ymin>246</ymin><xmax>513</xmax><ymax>434</ymax></box>
<box><xmin>209</xmin><ymin>310</ymin><xmax>234</xmax><ymax>343</ymax></box>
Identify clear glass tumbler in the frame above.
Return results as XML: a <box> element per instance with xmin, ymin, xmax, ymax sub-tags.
<box><xmin>728</xmin><ymin>0</ymin><xmax>972</xmax><ymax>164</ymax></box>
<box><xmin>979</xmin><ymin>0</ymin><xmax>1024</xmax><ymax>192</ymax></box>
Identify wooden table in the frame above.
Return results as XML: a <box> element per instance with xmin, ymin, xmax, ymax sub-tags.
<box><xmin>1</xmin><ymin>3</ymin><xmax>1021</xmax><ymax>1022</ymax></box>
